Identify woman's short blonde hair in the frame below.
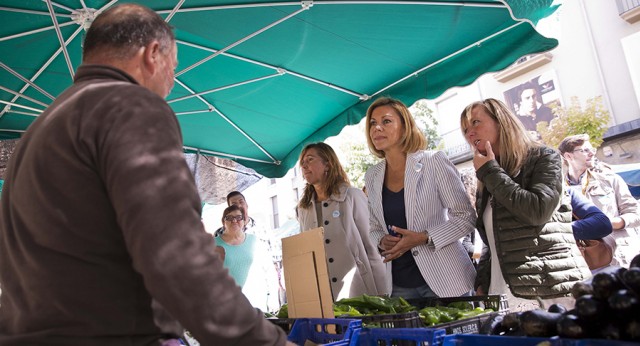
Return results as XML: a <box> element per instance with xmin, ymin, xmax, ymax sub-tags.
<box><xmin>365</xmin><ymin>97</ymin><xmax>427</xmax><ymax>158</ymax></box>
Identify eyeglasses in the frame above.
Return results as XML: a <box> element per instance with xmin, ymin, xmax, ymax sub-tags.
<box><xmin>573</xmin><ymin>147</ymin><xmax>595</xmax><ymax>154</ymax></box>
<box><xmin>224</xmin><ymin>215</ymin><xmax>244</xmax><ymax>222</ymax></box>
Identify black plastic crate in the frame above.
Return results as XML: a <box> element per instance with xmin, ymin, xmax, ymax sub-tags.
<box><xmin>338</xmin><ymin>311</ymin><xmax>423</xmax><ymax>329</ymax></box>
<box><xmin>407</xmin><ymin>294</ymin><xmax>509</xmax><ymax>314</ymax></box>
<box><xmin>434</xmin><ymin>311</ymin><xmax>502</xmax><ymax>335</ymax></box>
<box><xmin>408</xmin><ymin>295</ymin><xmax>509</xmax><ymax>335</ymax></box>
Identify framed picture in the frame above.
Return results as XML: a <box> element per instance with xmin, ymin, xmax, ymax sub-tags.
<box><xmin>503</xmin><ymin>71</ymin><xmax>562</xmax><ymax>135</ymax></box>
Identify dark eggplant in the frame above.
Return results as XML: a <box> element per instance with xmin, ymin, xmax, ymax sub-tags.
<box><xmin>608</xmin><ymin>289</ymin><xmax>639</xmax><ymax>317</ymax></box>
<box><xmin>504</xmin><ymin>328</ymin><xmax>526</xmax><ymax>336</ymax></box>
<box><xmin>501</xmin><ymin>312</ymin><xmax>522</xmax><ymax>330</ymax></box>
<box><xmin>601</xmin><ymin>322</ymin><xmax>623</xmax><ymax>340</ymax></box>
<box><xmin>479</xmin><ymin>314</ymin><xmax>507</xmax><ymax>335</ymax></box>
<box><xmin>592</xmin><ymin>272</ymin><xmax>625</xmax><ymax>300</ymax></box>
<box><xmin>571</xmin><ymin>281</ymin><xmax>593</xmax><ymax>299</ymax></box>
<box><xmin>630</xmin><ymin>253</ymin><xmax>640</xmax><ymax>269</ymax></box>
<box><xmin>616</xmin><ymin>267</ymin><xmax>628</xmax><ymax>284</ymax></box>
<box><xmin>575</xmin><ymin>294</ymin><xmax>607</xmax><ymax>321</ymax></box>
<box><xmin>623</xmin><ymin>267</ymin><xmax>640</xmax><ymax>294</ymax></box>
<box><xmin>626</xmin><ymin>319</ymin><xmax>640</xmax><ymax>341</ymax></box>
<box><xmin>520</xmin><ymin>309</ymin><xmax>562</xmax><ymax>337</ymax></box>
<box><xmin>557</xmin><ymin>314</ymin><xmax>587</xmax><ymax>339</ymax></box>
<box><xmin>547</xmin><ymin>303</ymin><xmax>567</xmax><ymax>314</ymax></box>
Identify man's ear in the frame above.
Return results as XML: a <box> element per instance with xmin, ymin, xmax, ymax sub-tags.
<box><xmin>142</xmin><ymin>41</ymin><xmax>161</xmax><ymax>74</ymax></box>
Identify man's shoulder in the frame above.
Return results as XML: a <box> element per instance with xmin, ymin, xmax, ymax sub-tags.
<box><xmin>76</xmin><ymin>65</ymin><xmax>170</xmax><ymax>109</ymax></box>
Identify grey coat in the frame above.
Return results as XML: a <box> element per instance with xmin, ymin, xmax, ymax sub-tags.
<box><xmin>297</xmin><ymin>184</ymin><xmax>390</xmax><ymax>300</ymax></box>
<box><xmin>475</xmin><ymin>146</ymin><xmax>591</xmax><ymax>298</ymax></box>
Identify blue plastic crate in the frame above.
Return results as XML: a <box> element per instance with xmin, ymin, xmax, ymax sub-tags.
<box><xmin>287</xmin><ymin>318</ymin><xmax>362</xmax><ymax>345</ymax></box>
<box><xmin>348</xmin><ymin>327</ymin><xmax>446</xmax><ymax>346</ymax></box>
<box><xmin>442</xmin><ymin>334</ymin><xmax>640</xmax><ymax>346</ymax></box>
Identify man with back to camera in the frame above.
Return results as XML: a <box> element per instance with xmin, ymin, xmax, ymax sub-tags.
<box><xmin>558</xmin><ymin>134</ymin><xmax>640</xmax><ymax>268</ymax></box>
<box><xmin>0</xmin><ymin>4</ymin><xmax>295</xmax><ymax>345</ymax></box>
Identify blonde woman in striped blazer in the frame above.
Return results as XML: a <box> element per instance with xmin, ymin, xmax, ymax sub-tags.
<box><xmin>364</xmin><ymin>97</ymin><xmax>477</xmax><ymax>299</ymax></box>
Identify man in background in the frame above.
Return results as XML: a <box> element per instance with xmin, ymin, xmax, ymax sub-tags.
<box><xmin>559</xmin><ymin>134</ymin><xmax>640</xmax><ymax>268</ymax></box>
<box><xmin>218</xmin><ymin>190</ymin><xmax>280</xmax><ymax>311</ymax></box>
<box><xmin>516</xmin><ymin>82</ymin><xmax>554</xmax><ymax>132</ymax></box>
<box><xmin>215</xmin><ymin>190</ymin><xmax>260</xmax><ymax>235</ymax></box>
<box><xmin>0</xmin><ymin>4</ymin><xmax>292</xmax><ymax>345</ymax></box>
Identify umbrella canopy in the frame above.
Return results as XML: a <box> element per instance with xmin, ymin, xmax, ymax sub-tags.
<box><xmin>0</xmin><ymin>0</ymin><xmax>558</xmax><ymax>177</ymax></box>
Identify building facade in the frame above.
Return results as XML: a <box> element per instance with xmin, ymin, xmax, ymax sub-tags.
<box><xmin>433</xmin><ymin>0</ymin><xmax>640</xmax><ymax>165</ymax></box>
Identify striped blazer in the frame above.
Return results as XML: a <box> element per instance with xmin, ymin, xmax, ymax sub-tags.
<box><xmin>364</xmin><ymin>150</ymin><xmax>477</xmax><ymax>297</ymax></box>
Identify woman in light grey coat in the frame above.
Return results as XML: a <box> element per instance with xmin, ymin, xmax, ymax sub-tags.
<box><xmin>297</xmin><ymin>142</ymin><xmax>389</xmax><ymax>301</ymax></box>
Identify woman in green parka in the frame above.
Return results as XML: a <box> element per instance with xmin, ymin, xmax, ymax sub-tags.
<box><xmin>460</xmin><ymin>98</ymin><xmax>591</xmax><ymax>311</ymax></box>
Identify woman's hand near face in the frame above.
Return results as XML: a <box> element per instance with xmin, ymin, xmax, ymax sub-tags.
<box><xmin>473</xmin><ymin>140</ymin><xmax>496</xmax><ymax>171</ymax></box>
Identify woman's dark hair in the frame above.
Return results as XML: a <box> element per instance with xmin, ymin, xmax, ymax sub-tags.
<box><xmin>220</xmin><ymin>205</ymin><xmax>245</xmax><ymax>230</ymax></box>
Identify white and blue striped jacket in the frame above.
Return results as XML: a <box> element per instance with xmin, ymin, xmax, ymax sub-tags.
<box><xmin>364</xmin><ymin>150</ymin><xmax>477</xmax><ymax>297</ymax></box>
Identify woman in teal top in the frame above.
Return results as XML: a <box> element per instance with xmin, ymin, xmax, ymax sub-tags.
<box><xmin>217</xmin><ymin>205</ymin><xmax>279</xmax><ymax>312</ymax></box>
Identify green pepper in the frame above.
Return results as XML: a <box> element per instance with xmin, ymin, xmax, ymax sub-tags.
<box><xmin>419</xmin><ymin>307</ymin><xmax>442</xmax><ymax>326</ymax></box>
<box><xmin>458</xmin><ymin>308</ymin><xmax>489</xmax><ymax>319</ymax></box>
<box><xmin>447</xmin><ymin>301</ymin><xmax>475</xmax><ymax>311</ymax></box>
<box><xmin>387</xmin><ymin>296</ymin><xmax>416</xmax><ymax>313</ymax></box>
<box><xmin>333</xmin><ymin>304</ymin><xmax>363</xmax><ymax>317</ymax></box>
<box><xmin>363</xmin><ymin>294</ymin><xmax>396</xmax><ymax>313</ymax></box>
<box><xmin>432</xmin><ymin>306</ymin><xmax>459</xmax><ymax>322</ymax></box>
<box><xmin>418</xmin><ymin>307</ymin><xmax>443</xmax><ymax>325</ymax></box>
<box><xmin>276</xmin><ymin>304</ymin><xmax>288</xmax><ymax>318</ymax></box>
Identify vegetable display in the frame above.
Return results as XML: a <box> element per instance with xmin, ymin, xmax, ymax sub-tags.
<box><xmin>275</xmin><ymin>294</ymin><xmax>495</xmax><ymax>328</ymax></box>
<box><xmin>418</xmin><ymin>306</ymin><xmax>493</xmax><ymax>327</ymax></box>
<box><xmin>484</xmin><ymin>253</ymin><xmax>640</xmax><ymax>341</ymax></box>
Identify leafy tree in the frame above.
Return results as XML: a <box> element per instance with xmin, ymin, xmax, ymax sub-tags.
<box><xmin>340</xmin><ymin>140</ymin><xmax>379</xmax><ymax>188</ymax></box>
<box><xmin>340</xmin><ymin>100</ymin><xmax>440</xmax><ymax>187</ymax></box>
<box><xmin>537</xmin><ymin>96</ymin><xmax>610</xmax><ymax>148</ymax></box>
<box><xmin>411</xmin><ymin>100</ymin><xmax>441</xmax><ymax>150</ymax></box>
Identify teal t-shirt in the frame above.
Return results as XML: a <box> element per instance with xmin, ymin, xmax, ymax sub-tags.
<box><xmin>218</xmin><ymin>233</ymin><xmax>258</xmax><ymax>287</ymax></box>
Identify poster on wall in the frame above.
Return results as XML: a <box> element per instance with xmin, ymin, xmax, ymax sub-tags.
<box><xmin>503</xmin><ymin>70</ymin><xmax>562</xmax><ymax>138</ymax></box>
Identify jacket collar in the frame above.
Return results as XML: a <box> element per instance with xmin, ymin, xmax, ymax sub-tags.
<box><xmin>325</xmin><ymin>183</ymin><xmax>349</xmax><ymax>203</ymax></box>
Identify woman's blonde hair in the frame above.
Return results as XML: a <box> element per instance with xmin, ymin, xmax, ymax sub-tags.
<box><xmin>298</xmin><ymin>142</ymin><xmax>351</xmax><ymax>209</ymax></box>
<box><xmin>365</xmin><ymin>97</ymin><xmax>427</xmax><ymax>158</ymax></box>
<box><xmin>460</xmin><ymin>98</ymin><xmax>540</xmax><ymax>177</ymax></box>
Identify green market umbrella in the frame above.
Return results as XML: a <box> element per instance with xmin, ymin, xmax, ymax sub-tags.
<box><xmin>0</xmin><ymin>0</ymin><xmax>558</xmax><ymax>177</ymax></box>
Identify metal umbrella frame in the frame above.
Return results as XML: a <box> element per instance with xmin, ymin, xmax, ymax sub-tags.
<box><xmin>0</xmin><ymin>0</ymin><xmax>558</xmax><ymax>177</ymax></box>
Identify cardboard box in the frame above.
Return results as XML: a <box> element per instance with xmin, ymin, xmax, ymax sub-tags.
<box><xmin>281</xmin><ymin>227</ymin><xmax>335</xmax><ymax>319</ymax></box>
